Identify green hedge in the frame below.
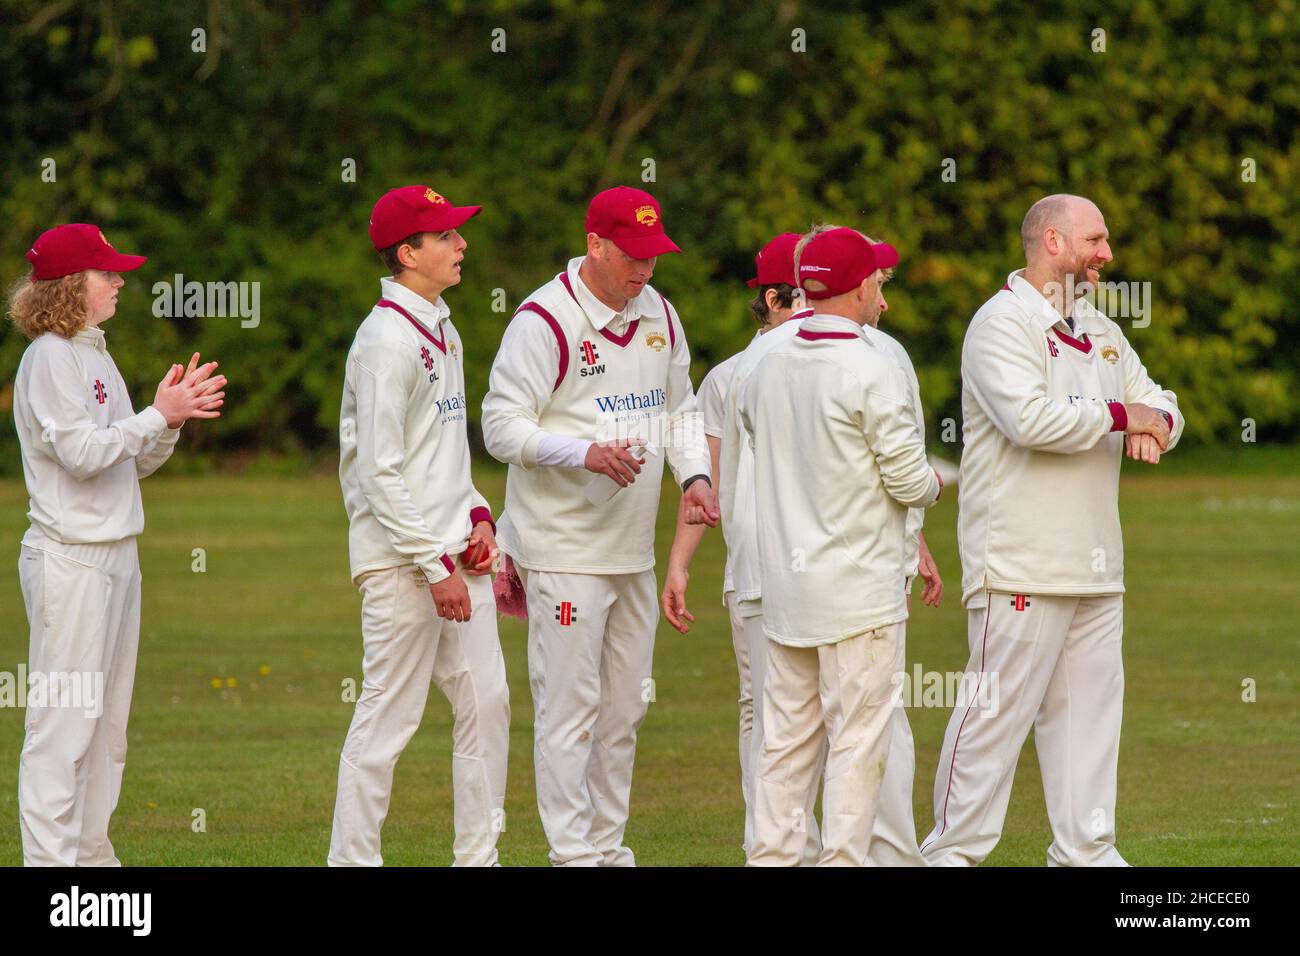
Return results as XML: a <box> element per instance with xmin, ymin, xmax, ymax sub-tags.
<box><xmin>1</xmin><ymin>0</ymin><xmax>1295</xmax><ymax>475</ymax></box>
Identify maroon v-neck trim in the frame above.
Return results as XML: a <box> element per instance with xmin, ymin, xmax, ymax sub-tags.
<box><xmin>1052</xmin><ymin>327</ymin><xmax>1092</xmax><ymax>354</ymax></box>
<box><xmin>559</xmin><ymin>271</ymin><xmax>641</xmax><ymax>348</ymax></box>
<box><xmin>378</xmin><ymin>298</ymin><xmax>446</xmax><ymax>354</ymax></box>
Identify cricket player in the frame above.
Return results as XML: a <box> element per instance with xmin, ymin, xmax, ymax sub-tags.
<box><xmin>9</xmin><ymin>223</ymin><xmax>225</xmax><ymax>866</ymax></box>
<box><xmin>482</xmin><ymin>186</ymin><xmax>717</xmax><ymax>866</ymax></box>
<box><xmin>920</xmin><ymin>194</ymin><xmax>1183</xmax><ymax>867</ymax></box>
<box><xmin>330</xmin><ymin>185</ymin><xmax>509</xmax><ymax>867</ymax></box>
<box><xmin>660</xmin><ymin>232</ymin><xmax>819</xmax><ymax>861</ymax></box>
<box><xmin>844</xmin><ymin>227</ymin><xmax>946</xmax><ymax>867</ymax></box>
<box><xmin>741</xmin><ymin>227</ymin><xmax>943</xmax><ymax>866</ymax></box>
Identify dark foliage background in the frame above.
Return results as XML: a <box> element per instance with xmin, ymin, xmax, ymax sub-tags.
<box><xmin>2</xmin><ymin>0</ymin><xmax>1295</xmax><ymax>472</ymax></box>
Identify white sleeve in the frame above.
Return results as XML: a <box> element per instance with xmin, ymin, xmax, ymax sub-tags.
<box><xmin>861</xmin><ymin>362</ymin><xmax>941</xmax><ymax>509</ymax></box>
<box><xmin>136</xmin><ymin>426</ymin><xmax>182</xmax><ymax>478</ymax></box>
<box><xmin>22</xmin><ymin>344</ymin><xmax>168</xmax><ymax>481</ymax></box>
<box><xmin>353</xmin><ymin>343</ymin><xmax>454</xmax><ymax>584</ymax></box>
<box><xmin>536</xmin><ymin>434</ymin><xmax>593</xmax><ymax>468</ymax></box>
<box><xmin>963</xmin><ymin>314</ymin><xmax>1115</xmax><ymax>454</ymax></box>
<box><xmin>1118</xmin><ymin>330</ymin><xmax>1185</xmax><ymax>451</ymax></box>
<box><xmin>662</xmin><ymin>301</ymin><xmax>711</xmax><ymax>486</ymax></box>
<box><xmin>697</xmin><ymin>363</ymin><xmax>729</xmax><ymax>439</ymax></box>
<box><xmin>482</xmin><ymin>312</ymin><xmax>565</xmax><ymax>470</ymax></box>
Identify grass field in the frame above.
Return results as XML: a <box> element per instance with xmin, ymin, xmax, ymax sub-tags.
<box><xmin>0</xmin><ymin>457</ymin><xmax>1296</xmax><ymax>866</ymax></box>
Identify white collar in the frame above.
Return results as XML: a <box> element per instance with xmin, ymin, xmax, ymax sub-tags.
<box><xmin>379</xmin><ymin>277</ymin><xmax>450</xmax><ymax>331</ymax></box>
<box><xmin>73</xmin><ymin>326</ymin><xmax>107</xmax><ymax>350</ymax></box>
<box><xmin>1005</xmin><ymin>269</ymin><xmax>1106</xmax><ymax>336</ymax></box>
<box><xmin>798</xmin><ymin>312</ymin><xmax>868</xmax><ymax>341</ymax></box>
<box><xmin>565</xmin><ymin>257</ymin><xmax>650</xmax><ymax>332</ymax></box>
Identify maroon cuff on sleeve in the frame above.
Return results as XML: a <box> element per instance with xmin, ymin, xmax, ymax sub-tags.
<box><xmin>935</xmin><ymin>469</ymin><xmax>943</xmax><ymax>500</ymax></box>
<box><xmin>469</xmin><ymin>506</ymin><xmax>496</xmax><ymax>534</ymax></box>
<box><xmin>439</xmin><ymin>554</ymin><xmax>456</xmax><ymax>575</ymax></box>
<box><xmin>1160</xmin><ymin>411</ymin><xmax>1173</xmax><ymax>431</ymax></box>
<box><xmin>1107</xmin><ymin>401</ymin><xmax>1128</xmax><ymax>433</ymax></box>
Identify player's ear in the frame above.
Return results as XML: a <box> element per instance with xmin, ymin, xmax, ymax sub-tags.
<box><xmin>397</xmin><ymin>241</ymin><xmax>419</xmax><ymax>271</ymax></box>
<box><xmin>585</xmin><ymin>233</ymin><xmax>604</xmax><ymax>259</ymax></box>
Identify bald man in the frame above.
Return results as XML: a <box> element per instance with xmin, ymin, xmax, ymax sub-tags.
<box><xmin>921</xmin><ymin>195</ymin><xmax>1184</xmax><ymax>867</ymax></box>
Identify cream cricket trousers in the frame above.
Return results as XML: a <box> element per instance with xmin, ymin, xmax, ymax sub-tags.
<box><xmin>329</xmin><ymin>567</ymin><xmax>509</xmax><ymax>867</ymax></box>
<box><xmin>18</xmin><ymin>536</ymin><xmax>140</xmax><ymax>867</ymax></box>
<box><xmin>725</xmin><ymin>592</ymin><xmax>822</xmax><ymax>864</ymax></box>
<box><xmin>517</xmin><ymin>565</ymin><xmax>657</xmax><ymax>867</ymax></box>
<box><xmin>751</xmin><ymin>622</ymin><xmax>902</xmax><ymax>867</ymax></box>
<box><xmin>920</xmin><ymin>592</ymin><xmax>1127</xmax><ymax>867</ymax></box>
<box><xmin>866</xmin><ymin>612</ymin><xmax>927</xmax><ymax>867</ymax></box>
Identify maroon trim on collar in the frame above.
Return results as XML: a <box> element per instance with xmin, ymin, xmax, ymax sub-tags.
<box><xmin>559</xmin><ymin>270</ymin><xmax>641</xmax><ymax>348</ymax></box>
<box><xmin>792</xmin><ymin>308</ymin><xmax>814</xmax><ymax>319</ymax></box>
<box><xmin>1001</xmin><ymin>283</ymin><xmax>1012</xmax><ymax>291</ymax></box>
<box><xmin>377</xmin><ymin>298</ymin><xmax>446</xmax><ymax>354</ymax></box>
<box><xmin>796</xmin><ymin>329</ymin><xmax>859</xmax><ymax>341</ymax></box>
<box><xmin>1052</xmin><ymin>327</ymin><xmax>1092</xmax><ymax>354</ymax></box>
<box><xmin>515</xmin><ymin>302</ymin><xmax>569</xmax><ymax>391</ymax></box>
<box><xmin>598</xmin><ymin>318</ymin><xmax>640</xmax><ymax>348</ymax></box>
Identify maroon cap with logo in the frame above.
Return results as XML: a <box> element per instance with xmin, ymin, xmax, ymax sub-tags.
<box><xmin>369</xmin><ymin>185</ymin><xmax>482</xmax><ymax>250</ymax></box>
<box><xmin>796</xmin><ymin>227</ymin><xmax>898</xmax><ymax>300</ymax></box>
<box><xmin>746</xmin><ymin>232</ymin><xmax>802</xmax><ymax>288</ymax></box>
<box><xmin>25</xmin><ymin>224</ymin><xmax>147</xmax><ymax>281</ymax></box>
<box><xmin>585</xmin><ymin>186</ymin><xmax>681</xmax><ymax>259</ymax></box>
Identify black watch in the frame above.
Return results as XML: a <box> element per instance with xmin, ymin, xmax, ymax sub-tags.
<box><xmin>682</xmin><ymin>474</ymin><xmax>711</xmax><ymax>493</ymax></box>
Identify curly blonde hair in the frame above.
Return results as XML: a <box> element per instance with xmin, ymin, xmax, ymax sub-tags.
<box><xmin>6</xmin><ymin>271</ymin><xmax>90</xmax><ymax>340</ymax></box>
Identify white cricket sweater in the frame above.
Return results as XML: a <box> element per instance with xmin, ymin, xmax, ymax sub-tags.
<box><xmin>957</xmin><ymin>270</ymin><xmax>1184</xmax><ymax>608</ymax></box>
<box><xmin>697</xmin><ymin>349</ymin><xmax>742</xmax><ymax>595</ymax></box>
<box><xmin>716</xmin><ymin>314</ymin><xmax>809</xmax><ymax>613</ymax></box>
<box><xmin>866</xmin><ymin>326</ymin><xmax>927</xmax><ymax>579</ymax></box>
<box><xmin>740</xmin><ymin>313</ymin><xmax>942</xmax><ymax>647</ymax></box>
<box><xmin>481</xmin><ymin>257</ymin><xmax>711</xmax><ymax>574</ymax></box>
<box><xmin>13</xmin><ymin>326</ymin><xmax>180</xmax><ymax>546</ymax></box>
<box><xmin>339</xmin><ymin>277</ymin><xmax>493</xmax><ymax>586</ymax></box>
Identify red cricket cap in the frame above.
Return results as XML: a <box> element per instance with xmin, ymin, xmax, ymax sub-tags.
<box><xmin>796</xmin><ymin>227</ymin><xmax>899</xmax><ymax>300</ymax></box>
<box><xmin>25</xmin><ymin>224</ymin><xmax>147</xmax><ymax>281</ymax></box>
<box><xmin>585</xmin><ymin>186</ymin><xmax>680</xmax><ymax>259</ymax></box>
<box><xmin>746</xmin><ymin>232</ymin><xmax>802</xmax><ymax>288</ymax></box>
<box><xmin>369</xmin><ymin>185</ymin><xmax>481</xmax><ymax>250</ymax></box>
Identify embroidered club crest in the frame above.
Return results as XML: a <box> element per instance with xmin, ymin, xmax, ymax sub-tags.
<box><xmin>424</xmin><ymin>188</ymin><xmax>447</xmax><ymax>205</ymax></box>
<box><xmin>644</xmin><ymin>331</ymin><xmax>667</xmax><ymax>352</ymax></box>
<box><xmin>635</xmin><ymin>205</ymin><xmax>658</xmax><ymax>227</ymax></box>
<box><xmin>1102</xmin><ymin>345</ymin><xmax>1119</xmax><ymax>364</ymax></box>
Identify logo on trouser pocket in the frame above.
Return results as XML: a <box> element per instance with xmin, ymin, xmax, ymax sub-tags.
<box><xmin>554</xmin><ymin>601</ymin><xmax>577</xmax><ymax>626</ymax></box>
<box><xmin>1010</xmin><ymin>594</ymin><xmax>1032</xmax><ymax>611</ymax></box>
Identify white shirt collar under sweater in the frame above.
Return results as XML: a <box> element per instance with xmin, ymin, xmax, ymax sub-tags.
<box><xmin>379</xmin><ymin>276</ymin><xmax>450</xmax><ymax>333</ymax></box>
<box><xmin>564</xmin><ymin>256</ymin><xmax>654</xmax><ymax>334</ymax></box>
<box><xmin>1005</xmin><ymin>269</ymin><xmax>1107</xmax><ymax>337</ymax></box>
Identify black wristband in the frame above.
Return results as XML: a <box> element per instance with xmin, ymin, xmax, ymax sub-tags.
<box><xmin>682</xmin><ymin>474</ymin><xmax>711</xmax><ymax>493</ymax></box>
